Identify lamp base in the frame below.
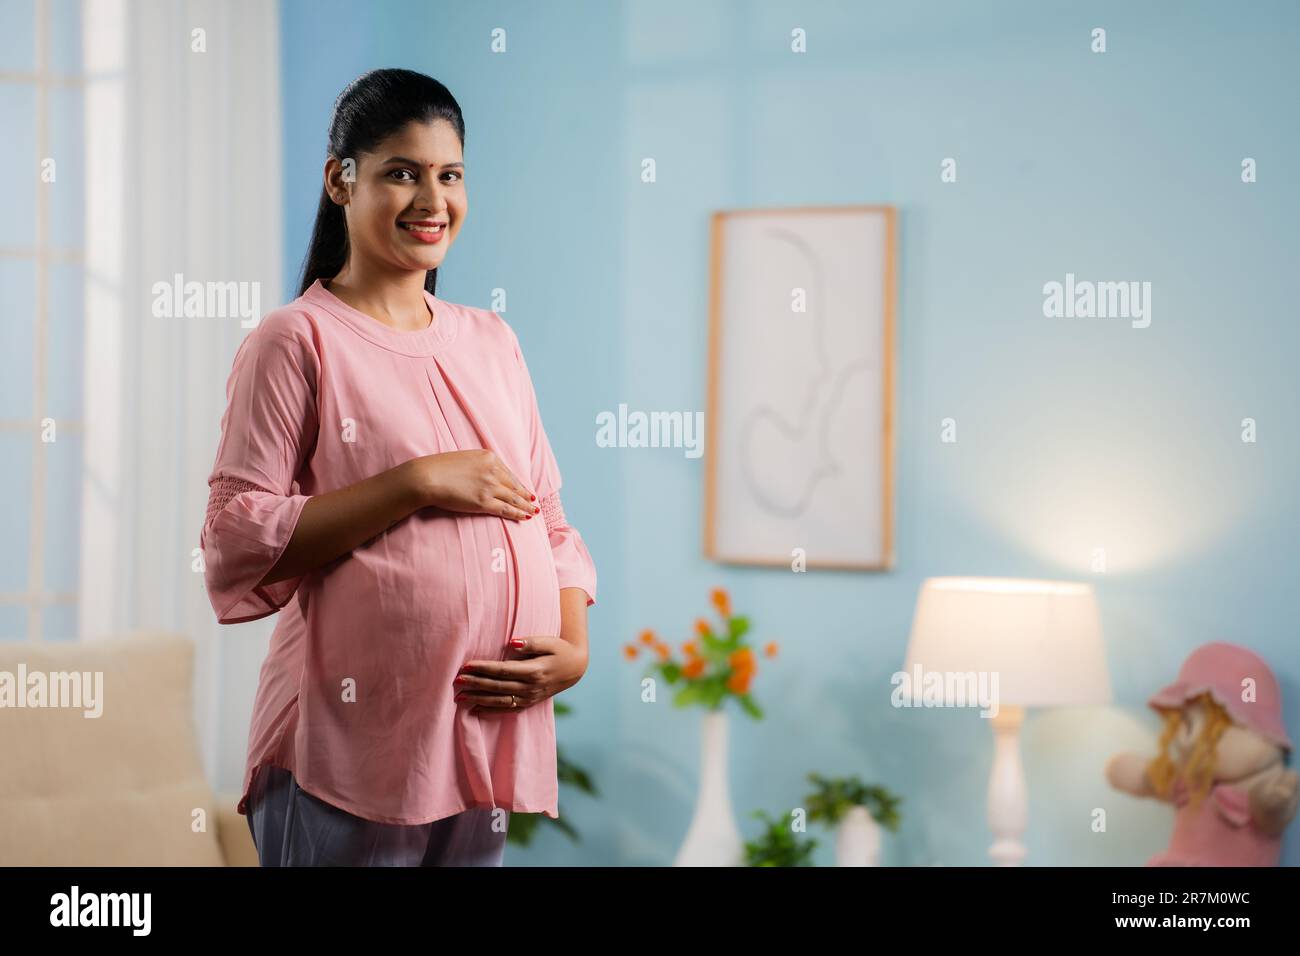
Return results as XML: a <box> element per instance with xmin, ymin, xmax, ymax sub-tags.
<box><xmin>987</xmin><ymin>705</ymin><xmax>1027</xmax><ymax>866</ymax></box>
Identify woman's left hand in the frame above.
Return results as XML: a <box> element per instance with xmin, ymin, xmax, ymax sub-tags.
<box><xmin>455</xmin><ymin>636</ymin><xmax>588</xmax><ymax>713</ymax></box>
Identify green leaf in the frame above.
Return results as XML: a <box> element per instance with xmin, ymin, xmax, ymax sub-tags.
<box><xmin>699</xmin><ymin>630</ymin><xmax>725</xmax><ymax>654</ymax></box>
<box><xmin>557</xmin><ymin>753</ymin><xmax>599</xmax><ymax>796</ymax></box>
<box><xmin>743</xmin><ymin>807</ymin><xmax>820</xmax><ymax>866</ymax></box>
<box><xmin>799</xmin><ymin>773</ymin><xmax>904</xmax><ymax>829</ymax></box>
<box><xmin>704</xmin><ymin>681</ymin><xmax>727</xmax><ymax>709</ymax></box>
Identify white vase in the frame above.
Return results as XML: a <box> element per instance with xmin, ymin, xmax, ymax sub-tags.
<box><xmin>674</xmin><ymin>709</ymin><xmax>745</xmax><ymax>866</ymax></box>
<box><xmin>835</xmin><ymin>805</ymin><xmax>882</xmax><ymax>866</ymax></box>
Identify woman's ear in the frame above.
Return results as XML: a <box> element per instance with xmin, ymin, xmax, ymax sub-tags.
<box><xmin>323</xmin><ymin>157</ymin><xmax>351</xmax><ymax>205</ymax></box>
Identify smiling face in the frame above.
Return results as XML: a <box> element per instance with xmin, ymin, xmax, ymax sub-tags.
<box><xmin>324</xmin><ymin>117</ymin><xmax>466</xmax><ymax>277</ymax></box>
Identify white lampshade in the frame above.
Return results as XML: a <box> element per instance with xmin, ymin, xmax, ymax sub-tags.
<box><xmin>902</xmin><ymin>577</ymin><xmax>1111</xmax><ymax>708</ymax></box>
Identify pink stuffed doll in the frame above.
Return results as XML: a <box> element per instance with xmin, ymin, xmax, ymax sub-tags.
<box><xmin>1106</xmin><ymin>642</ymin><xmax>1298</xmax><ymax>866</ymax></box>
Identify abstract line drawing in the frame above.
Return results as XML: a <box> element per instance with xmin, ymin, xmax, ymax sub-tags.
<box><xmin>738</xmin><ymin>227</ymin><xmax>874</xmax><ymax>518</ymax></box>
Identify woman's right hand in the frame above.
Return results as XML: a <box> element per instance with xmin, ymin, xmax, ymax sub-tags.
<box><xmin>404</xmin><ymin>450</ymin><xmax>539</xmax><ymax>521</ymax></box>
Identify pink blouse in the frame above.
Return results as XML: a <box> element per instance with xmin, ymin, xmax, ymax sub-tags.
<box><xmin>200</xmin><ymin>279</ymin><xmax>597</xmax><ymax>825</ymax></box>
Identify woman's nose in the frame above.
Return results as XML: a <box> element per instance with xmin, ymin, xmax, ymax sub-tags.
<box><xmin>413</xmin><ymin>181</ymin><xmax>449</xmax><ymax>214</ymax></box>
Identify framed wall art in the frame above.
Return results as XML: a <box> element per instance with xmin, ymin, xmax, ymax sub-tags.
<box><xmin>703</xmin><ymin>205</ymin><xmax>896</xmax><ymax>570</ymax></box>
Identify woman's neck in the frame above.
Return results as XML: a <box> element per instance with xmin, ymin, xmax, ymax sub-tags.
<box><xmin>327</xmin><ymin>260</ymin><xmax>431</xmax><ymax>331</ymax></box>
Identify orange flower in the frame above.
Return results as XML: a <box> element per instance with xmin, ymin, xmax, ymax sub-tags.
<box><xmin>654</xmin><ymin>643</ymin><xmax>671</xmax><ymax>661</ymax></box>
<box><xmin>694</xmin><ymin>618</ymin><xmax>711</xmax><ymax>637</ymax></box>
<box><xmin>729</xmin><ymin>647</ymin><xmax>755</xmax><ymax>672</ymax></box>
<box><xmin>727</xmin><ymin>669</ymin><xmax>752</xmax><ymax>694</ymax></box>
<box><xmin>639</xmin><ymin>629</ymin><xmax>657</xmax><ymax>645</ymax></box>
<box><xmin>623</xmin><ymin>644</ymin><xmax>639</xmax><ymax>660</ymax></box>
<box><xmin>764</xmin><ymin>641</ymin><xmax>779</xmax><ymax>658</ymax></box>
<box><xmin>682</xmin><ymin>657</ymin><xmax>707</xmax><ymax>679</ymax></box>
<box><xmin>711</xmin><ymin>587</ymin><xmax>731</xmax><ymax>618</ymax></box>
<box><xmin>682</xmin><ymin>641</ymin><xmax>699</xmax><ymax>658</ymax></box>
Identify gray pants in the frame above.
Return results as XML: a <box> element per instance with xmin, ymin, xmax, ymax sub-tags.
<box><xmin>245</xmin><ymin>764</ymin><xmax>508</xmax><ymax>867</ymax></box>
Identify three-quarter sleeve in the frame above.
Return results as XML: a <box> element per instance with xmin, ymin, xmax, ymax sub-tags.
<box><xmin>511</xmin><ymin>330</ymin><xmax>597</xmax><ymax>608</ymax></box>
<box><xmin>201</xmin><ymin>324</ymin><xmax>319</xmax><ymax>624</ymax></box>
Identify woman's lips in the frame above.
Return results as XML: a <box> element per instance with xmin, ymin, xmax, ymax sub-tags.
<box><xmin>399</xmin><ymin>222</ymin><xmax>446</xmax><ymax>244</ymax></box>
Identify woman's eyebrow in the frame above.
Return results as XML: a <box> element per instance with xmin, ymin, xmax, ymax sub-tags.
<box><xmin>380</xmin><ymin>156</ymin><xmax>465</xmax><ymax>169</ymax></box>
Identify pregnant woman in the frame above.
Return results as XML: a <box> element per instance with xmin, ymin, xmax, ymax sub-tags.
<box><xmin>199</xmin><ymin>69</ymin><xmax>597</xmax><ymax>866</ymax></box>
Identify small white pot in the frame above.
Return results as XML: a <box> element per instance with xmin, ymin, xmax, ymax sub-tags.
<box><xmin>835</xmin><ymin>805</ymin><xmax>882</xmax><ymax>866</ymax></box>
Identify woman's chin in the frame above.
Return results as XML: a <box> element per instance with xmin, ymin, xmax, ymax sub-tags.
<box><xmin>391</xmin><ymin>252</ymin><xmax>447</xmax><ymax>273</ymax></box>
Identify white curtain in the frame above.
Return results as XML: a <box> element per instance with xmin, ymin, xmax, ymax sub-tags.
<box><xmin>79</xmin><ymin>0</ymin><xmax>283</xmax><ymax>789</ymax></box>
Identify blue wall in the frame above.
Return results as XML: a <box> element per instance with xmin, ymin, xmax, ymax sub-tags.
<box><xmin>280</xmin><ymin>0</ymin><xmax>1300</xmax><ymax>865</ymax></box>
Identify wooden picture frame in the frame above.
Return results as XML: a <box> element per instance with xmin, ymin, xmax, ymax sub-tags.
<box><xmin>703</xmin><ymin>205</ymin><xmax>896</xmax><ymax>570</ymax></box>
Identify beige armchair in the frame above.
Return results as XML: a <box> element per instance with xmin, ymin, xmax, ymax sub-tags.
<box><xmin>0</xmin><ymin>632</ymin><xmax>258</xmax><ymax>866</ymax></box>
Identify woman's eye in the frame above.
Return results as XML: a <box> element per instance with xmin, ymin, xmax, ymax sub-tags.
<box><xmin>389</xmin><ymin>169</ymin><xmax>415</xmax><ymax>182</ymax></box>
<box><xmin>443</xmin><ymin>171</ymin><xmax>462</xmax><ymax>183</ymax></box>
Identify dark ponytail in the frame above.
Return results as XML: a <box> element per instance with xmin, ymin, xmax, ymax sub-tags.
<box><xmin>297</xmin><ymin>69</ymin><xmax>465</xmax><ymax>298</ymax></box>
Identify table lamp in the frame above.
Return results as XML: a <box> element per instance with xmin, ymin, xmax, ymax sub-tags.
<box><xmin>901</xmin><ymin>577</ymin><xmax>1112</xmax><ymax>865</ymax></box>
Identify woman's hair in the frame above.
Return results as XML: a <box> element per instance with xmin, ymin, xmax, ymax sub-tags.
<box><xmin>1147</xmin><ymin>692</ymin><xmax>1234</xmax><ymax>808</ymax></box>
<box><xmin>297</xmin><ymin>68</ymin><xmax>465</xmax><ymax>297</ymax></box>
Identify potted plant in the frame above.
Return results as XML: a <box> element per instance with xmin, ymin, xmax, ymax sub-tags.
<box><xmin>743</xmin><ymin>809</ymin><xmax>819</xmax><ymax>866</ymax></box>
<box><xmin>803</xmin><ymin>772</ymin><xmax>902</xmax><ymax>866</ymax></box>
<box><xmin>624</xmin><ymin>587</ymin><xmax>778</xmax><ymax>866</ymax></box>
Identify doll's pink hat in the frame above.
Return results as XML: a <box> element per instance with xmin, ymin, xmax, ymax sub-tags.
<box><xmin>1148</xmin><ymin>641</ymin><xmax>1292</xmax><ymax>752</ymax></box>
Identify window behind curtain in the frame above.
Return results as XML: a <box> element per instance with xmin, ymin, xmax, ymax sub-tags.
<box><xmin>0</xmin><ymin>0</ymin><xmax>85</xmax><ymax>641</ymax></box>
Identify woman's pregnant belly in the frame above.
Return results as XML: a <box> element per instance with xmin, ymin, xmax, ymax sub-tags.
<box><xmin>282</xmin><ymin>499</ymin><xmax>564</xmax><ymax>819</ymax></box>
<box><xmin>298</xmin><ymin>506</ymin><xmax>561</xmax><ymax>739</ymax></box>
